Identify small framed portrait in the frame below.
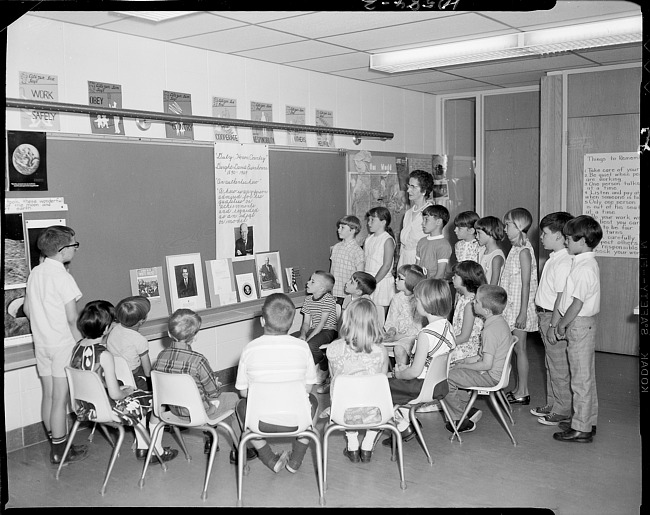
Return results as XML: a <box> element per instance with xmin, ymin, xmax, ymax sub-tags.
<box><xmin>234</xmin><ymin>223</ymin><xmax>254</xmax><ymax>257</ymax></box>
<box><xmin>255</xmin><ymin>250</ymin><xmax>284</xmax><ymax>297</ymax></box>
<box><xmin>166</xmin><ymin>253</ymin><xmax>206</xmax><ymax>312</ymax></box>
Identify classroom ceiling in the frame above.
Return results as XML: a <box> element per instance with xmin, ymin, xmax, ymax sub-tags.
<box><xmin>25</xmin><ymin>2</ymin><xmax>642</xmax><ymax>95</ymax></box>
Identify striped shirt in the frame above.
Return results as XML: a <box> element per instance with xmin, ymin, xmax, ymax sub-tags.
<box><xmin>301</xmin><ymin>292</ymin><xmax>338</xmax><ymax>332</ymax></box>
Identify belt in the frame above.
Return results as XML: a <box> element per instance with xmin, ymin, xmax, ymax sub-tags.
<box><xmin>535</xmin><ymin>305</ymin><xmax>552</xmax><ymax>313</ymax></box>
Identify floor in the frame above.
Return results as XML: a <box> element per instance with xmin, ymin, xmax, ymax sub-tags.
<box><xmin>3</xmin><ymin>335</ymin><xmax>641</xmax><ymax>512</ymax></box>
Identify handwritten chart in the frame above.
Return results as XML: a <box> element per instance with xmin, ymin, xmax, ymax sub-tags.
<box><xmin>583</xmin><ymin>152</ymin><xmax>639</xmax><ymax>258</ymax></box>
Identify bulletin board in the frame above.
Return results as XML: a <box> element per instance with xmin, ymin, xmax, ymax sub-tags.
<box><xmin>5</xmin><ymin>134</ymin><xmax>347</xmax><ymax>314</ymax></box>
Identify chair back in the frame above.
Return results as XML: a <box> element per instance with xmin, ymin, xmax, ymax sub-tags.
<box><xmin>408</xmin><ymin>351</ymin><xmax>452</xmax><ymax>405</ymax></box>
<box><xmin>329</xmin><ymin>374</ymin><xmax>395</xmax><ymax>427</ymax></box>
<box><xmin>150</xmin><ymin>370</ymin><xmax>210</xmax><ymax>426</ymax></box>
<box><xmin>244</xmin><ymin>381</ymin><xmax>313</xmax><ymax>434</ymax></box>
<box><xmin>113</xmin><ymin>355</ymin><xmax>136</xmax><ymax>388</ymax></box>
<box><xmin>493</xmin><ymin>336</ymin><xmax>518</xmax><ymax>390</ymax></box>
<box><xmin>65</xmin><ymin>367</ymin><xmax>119</xmax><ymax>424</ymax></box>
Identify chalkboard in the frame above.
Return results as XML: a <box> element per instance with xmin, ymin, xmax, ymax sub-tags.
<box><xmin>15</xmin><ymin>135</ymin><xmax>346</xmax><ymax>314</ymax></box>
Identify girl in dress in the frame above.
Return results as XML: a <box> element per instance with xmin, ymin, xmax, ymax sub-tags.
<box><xmin>384</xmin><ymin>264</ymin><xmax>426</xmax><ymax>364</ymax></box>
<box><xmin>450</xmin><ymin>260</ymin><xmax>487</xmax><ymax>363</ymax></box>
<box><xmin>475</xmin><ymin>216</ymin><xmax>506</xmax><ymax>285</ymax></box>
<box><xmin>499</xmin><ymin>208</ymin><xmax>539</xmax><ymax>405</ymax></box>
<box><xmin>364</xmin><ymin>206</ymin><xmax>396</xmax><ymax>325</ymax></box>
<box><xmin>453</xmin><ymin>211</ymin><xmax>481</xmax><ymax>263</ymax></box>
<box><xmin>397</xmin><ymin>170</ymin><xmax>434</xmax><ymax>268</ymax></box>
<box><xmin>326</xmin><ymin>298</ymin><xmax>389</xmax><ymax>463</ymax></box>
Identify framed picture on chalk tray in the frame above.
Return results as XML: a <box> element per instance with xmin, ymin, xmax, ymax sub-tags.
<box><xmin>255</xmin><ymin>250</ymin><xmax>284</xmax><ymax>297</ymax></box>
<box><xmin>166</xmin><ymin>253</ymin><xmax>206</xmax><ymax>312</ymax></box>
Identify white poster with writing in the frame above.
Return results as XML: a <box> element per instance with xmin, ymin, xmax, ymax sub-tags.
<box><xmin>583</xmin><ymin>152</ymin><xmax>639</xmax><ymax>258</ymax></box>
<box><xmin>215</xmin><ymin>143</ymin><xmax>270</xmax><ymax>259</ymax></box>
<box><xmin>19</xmin><ymin>71</ymin><xmax>60</xmax><ymax>131</ymax></box>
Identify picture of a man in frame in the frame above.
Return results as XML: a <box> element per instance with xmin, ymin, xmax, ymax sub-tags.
<box><xmin>175</xmin><ymin>264</ymin><xmax>197</xmax><ymax>298</ymax></box>
<box><xmin>234</xmin><ymin>223</ymin><xmax>254</xmax><ymax>256</ymax></box>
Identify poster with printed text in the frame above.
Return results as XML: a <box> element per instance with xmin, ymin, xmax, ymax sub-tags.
<box><xmin>164</xmin><ymin>90</ymin><xmax>194</xmax><ymax>140</ymax></box>
<box><xmin>286</xmin><ymin>105</ymin><xmax>307</xmax><ymax>146</ymax></box>
<box><xmin>215</xmin><ymin>143</ymin><xmax>270</xmax><ymax>260</ymax></box>
<box><xmin>583</xmin><ymin>153</ymin><xmax>639</xmax><ymax>258</ymax></box>
<box><xmin>251</xmin><ymin>101</ymin><xmax>275</xmax><ymax>144</ymax></box>
<box><xmin>19</xmin><ymin>71</ymin><xmax>60</xmax><ymax>131</ymax></box>
<box><xmin>88</xmin><ymin>81</ymin><xmax>124</xmax><ymax>135</ymax></box>
<box><xmin>7</xmin><ymin>131</ymin><xmax>47</xmax><ymax>192</ymax></box>
<box><xmin>212</xmin><ymin>96</ymin><xmax>239</xmax><ymax>142</ymax></box>
<box><xmin>316</xmin><ymin>109</ymin><xmax>334</xmax><ymax>148</ymax></box>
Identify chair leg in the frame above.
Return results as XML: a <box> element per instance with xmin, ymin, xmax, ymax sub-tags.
<box><xmin>56</xmin><ymin>420</ymin><xmax>81</xmax><ymax>479</ymax></box>
<box><xmin>171</xmin><ymin>426</ymin><xmax>191</xmax><ymax>461</ymax></box>
<box><xmin>98</xmin><ymin>423</ymin><xmax>116</xmax><ymax>447</ymax></box>
<box><xmin>496</xmin><ymin>390</ymin><xmax>515</xmax><ymax>424</ymax></box>
<box><xmin>439</xmin><ymin>400</ymin><xmax>462</xmax><ymax>444</ymax></box>
<box><xmin>237</xmin><ymin>431</ymin><xmax>258</xmax><ymax>507</ymax></box>
<box><xmin>100</xmin><ymin>425</ymin><xmax>125</xmax><ymax>496</ymax></box>
<box><xmin>201</xmin><ymin>427</ymin><xmax>218</xmax><ymax>501</ymax></box>
<box><xmin>298</xmin><ymin>430</ymin><xmax>325</xmax><ymax>506</ymax></box>
<box><xmin>88</xmin><ymin>422</ymin><xmax>97</xmax><ymax>442</ymax></box>
<box><xmin>138</xmin><ymin>422</ymin><xmax>167</xmax><ymax>489</ymax></box>
<box><xmin>451</xmin><ymin>391</ymin><xmax>478</xmax><ymax>442</ymax></box>
<box><xmin>488</xmin><ymin>393</ymin><xmax>517</xmax><ymax>446</ymax></box>
<box><xmin>384</xmin><ymin>424</ymin><xmax>407</xmax><ymax>490</ymax></box>
<box><xmin>322</xmin><ymin>424</ymin><xmax>337</xmax><ymax>492</ymax></box>
<box><xmin>408</xmin><ymin>406</ymin><xmax>432</xmax><ymax>465</ymax></box>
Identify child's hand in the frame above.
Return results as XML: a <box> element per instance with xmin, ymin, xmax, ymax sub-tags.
<box><xmin>515</xmin><ymin>312</ymin><xmax>527</xmax><ymax>329</ymax></box>
<box><xmin>546</xmin><ymin>325</ymin><xmax>558</xmax><ymax>345</ymax></box>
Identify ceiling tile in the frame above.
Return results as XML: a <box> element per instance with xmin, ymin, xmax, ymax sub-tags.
<box><xmin>174</xmin><ymin>25</ymin><xmax>305</xmax><ymax>53</ymax></box>
<box><xmin>209</xmin><ymin>11</ymin><xmax>315</xmax><ymax>24</ymax></box>
<box><xmin>235</xmin><ymin>40</ymin><xmax>351</xmax><ymax>63</ymax></box>
<box><xmin>321</xmin><ymin>13</ymin><xmax>515</xmax><ymax>52</ymax></box>
<box><xmin>29</xmin><ymin>10</ymin><xmax>124</xmax><ymax>26</ymax></box>
<box><xmin>369</xmin><ymin>70</ymin><xmax>460</xmax><ymax>86</ymax></box>
<box><xmin>287</xmin><ymin>52</ymin><xmax>371</xmax><ymax>73</ymax></box>
<box><xmin>259</xmin><ymin>11</ymin><xmax>457</xmax><ymax>39</ymax></box>
<box><xmin>574</xmin><ymin>44</ymin><xmax>642</xmax><ymax>64</ymax></box>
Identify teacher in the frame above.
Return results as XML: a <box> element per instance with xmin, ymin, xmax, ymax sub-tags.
<box><xmin>397</xmin><ymin>169</ymin><xmax>434</xmax><ymax>268</ymax></box>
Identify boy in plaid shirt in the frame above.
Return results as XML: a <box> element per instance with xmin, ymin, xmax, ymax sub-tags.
<box><xmin>330</xmin><ymin>215</ymin><xmax>365</xmax><ymax>305</ymax></box>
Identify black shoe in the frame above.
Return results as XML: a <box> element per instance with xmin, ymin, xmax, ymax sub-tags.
<box><xmin>50</xmin><ymin>444</ymin><xmax>88</xmax><ymax>465</ymax></box>
<box><xmin>136</xmin><ymin>447</ymin><xmax>179</xmax><ymax>463</ymax></box>
<box><xmin>506</xmin><ymin>392</ymin><xmax>530</xmax><ymax>405</ymax></box>
<box><xmin>360</xmin><ymin>450</ymin><xmax>372</xmax><ymax>463</ymax></box>
<box><xmin>203</xmin><ymin>434</ymin><xmax>220</xmax><ymax>455</ymax></box>
<box><xmin>343</xmin><ymin>448</ymin><xmax>360</xmax><ymax>463</ymax></box>
<box><xmin>553</xmin><ymin>429</ymin><xmax>593</xmax><ymax>443</ymax></box>
<box><xmin>164</xmin><ymin>425</ymin><xmax>188</xmax><ymax>432</ymax></box>
<box><xmin>444</xmin><ymin>420</ymin><xmax>476</xmax><ymax>434</ymax></box>
<box><xmin>229</xmin><ymin>447</ymin><xmax>259</xmax><ymax>465</ymax></box>
<box><xmin>558</xmin><ymin>421</ymin><xmax>597</xmax><ymax>435</ymax></box>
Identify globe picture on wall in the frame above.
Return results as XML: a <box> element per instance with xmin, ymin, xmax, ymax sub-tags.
<box><xmin>12</xmin><ymin>143</ymin><xmax>40</xmax><ymax>176</ymax></box>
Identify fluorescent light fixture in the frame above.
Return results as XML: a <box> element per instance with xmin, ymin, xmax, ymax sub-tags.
<box><xmin>113</xmin><ymin>11</ymin><xmax>196</xmax><ymax>22</ymax></box>
<box><xmin>371</xmin><ymin>15</ymin><xmax>642</xmax><ymax>72</ymax></box>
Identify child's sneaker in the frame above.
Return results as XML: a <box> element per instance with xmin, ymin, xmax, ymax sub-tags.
<box><xmin>416</xmin><ymin>402</ymin><xmax>441</xmax><ymax>413</ymax></box>
<box><xmin>538</xmin><ymin>413</ymin><xmax>570</xmax><ymax>426</ymax></box>
<box><xmin>271</xmin><ymin>451</ymin><xmax>290</xmax><ymax>473</ymax></box>
<box><xmin>530</xmin><ymin>404</ymin><xmax>552</xmax><ymax>417</ymax></box>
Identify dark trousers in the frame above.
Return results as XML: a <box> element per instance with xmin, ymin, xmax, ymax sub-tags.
<box><xmin>293</xmin><ymin>329</ymin><xmax>337</xmax><ymax>370</ymax></box>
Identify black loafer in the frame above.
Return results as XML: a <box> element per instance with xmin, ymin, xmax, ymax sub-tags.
<box><xmin>360</xmin><ymin>450</ymin><xmax>372</xmax><ymax>463</ymax></box>
<box><xmin>343</xmin><ymin>448</ymin><xmax>360</xmax><ymax>463</ymax></box>
<box><xmin>506</xmin><ymin>392</ymin><xmax>530</xmax><ymax>405</ymax></box>
<box><xmin>552</xmin><ymin>429</ymin><xmax>593</xmax><ymax>443</ymax></box>
<box><xmin>136</xmin><ymin>447</ymin><xmax>179</xmax><ymax>463</ymax></box>
<box><xmin>558</xmin><ymin>421</ymin><xmax>597</xmax><ymax>435</ymax></box>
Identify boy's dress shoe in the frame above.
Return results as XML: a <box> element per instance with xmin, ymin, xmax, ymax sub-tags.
<box><xmin>360</xmin><ymin>450</ymin><xmax>373</xmax><ymax>463</ymax></box>
<box><xmin>506</xmin><ymin>392</ymin><xmax>530</xmax><ymax>405</ymax></box>
<box><xmin>229</xmin><ymin>447</ymin><xmax>259</xmax><ymax>465</ymax></box>
<box><xmin>135</xmin><ymin>447</ymin><xmax>179</xmax><ymax>463</ymax></box>
<box><xmin>381</xmin><ymin>420</ymin><xmax>422</xmax><ymax>446</ymax></box>
<box><xmin>552</xmin><ymin>429</ymin><xmax>593</xmax><ymax>443</ymax></box>
<box><xmin>50</xmin><ymin>444</ymin><xmax>88</xmax><ymax>465</ymax></box>
<box><xmin>558</xmin><ymin>421</ymin><xmax>597</xmax><ymax>435</ymax></box>
<box><xmin>343</xmin><ymin>448</ymin><xmax>360</xmax><ymax>463</ymax></box>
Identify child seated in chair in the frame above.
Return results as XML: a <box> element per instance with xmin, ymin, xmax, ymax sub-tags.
<box><xmin>443</xmin><ymin>284</ymin><xmax>512</xmax><ymax>434</ymax></box>
<box><xmin>235</xmin><ymin>293</ymin><xmax>319</xmax><ymax>474</ymax></box>
<box><xmin>152</xmin><ymin>309</ymin><xmax>245</xmax><ymax>463</ymax></box>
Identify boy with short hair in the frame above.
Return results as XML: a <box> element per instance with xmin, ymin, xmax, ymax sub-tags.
<box><xmin>296</xmin><ymin>271</ymin><xmax>338</xmax><ymax>385</ymax></box>
<box><xmin>552</xmin><ymin>215</ymin><xmax>602</xmax><ymax>444</ymax></box>
<box><xmin>152</xmin><ymin>309</ymin><xmax>249</xmax><ymax>463</ymax></box>
<box><xmin>107</xmin><ymin>295</ymin><xmax>152</xmax><ymax>391</ymax></box>
<box><xmin>330</xmin><ymin>215</ymin><xmax>365</xmax><ymax>305</ymax></box>
<box><xmin>341</xmin><ymin>270</ymin><xmax>377</xmax><ymax>311</ymax></box>
<box><xmin>416</xmin><ymin>204</ymin><xmax>452</xmax><ymax>279</ymax></box>
<box><xmin>23</xmin><ymin>225</ymin><xmax>88</xmax><ymax>465</ymax></box>
<box><xmin>443</xmin><ymin>284</ymin><xmax>512</xmax><ymax>433</ymax></box>
<box><xmin>235</xmin><ymin>293</ymin><xmax>318</xmax><ymax>473</ymax></box>
<box><xmin>531</xmin><ymin>212</ymin><xmax>574</xmax><ymax>426</ymax></box>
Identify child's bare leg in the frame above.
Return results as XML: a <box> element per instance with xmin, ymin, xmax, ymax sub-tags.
<box><xmin>511</xmin><ymin>329</ymin><xmax>529</xmax><ymax>398</ymax></box>
<box><xmin>40</xmin><ymin>376</ymin><xmax>53</xmax><ymax>434</ymax></box>
<box><xmin>50</xmin><ymin>376</ymin><xmax>69</xmax><ymax>439</ymax></box>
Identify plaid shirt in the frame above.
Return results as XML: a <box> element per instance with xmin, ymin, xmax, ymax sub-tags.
<box><xmin>153</xmin><ymin>345</ymin><xmax>221</xmax><ymax>416</ymax></box>
<box><xmin>330</xmin><ymin>239</ymin><xmax>364</xmax><ymax>298</ymax></box>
